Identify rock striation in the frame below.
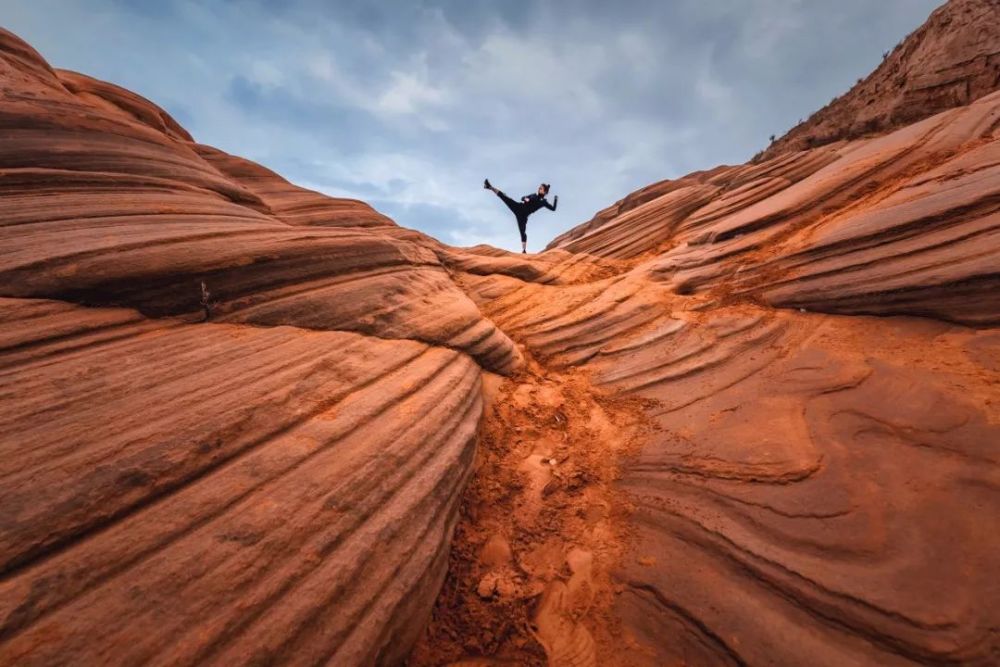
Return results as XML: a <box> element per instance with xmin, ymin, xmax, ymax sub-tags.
<box><xmin>0</xmin><ymin>25</ymin><xmax>511</xmax><ymax>666</ymax></box>
<box><xmin>0</xmin><ymin>298</ymin><xmax>480</xmax><ymax>666</ymax></box>
<box><xmin>548</xmin><ymin>92</ymin><xmax>1000</xmax><ymax>326</ymax></box>
<box><xmin>760</xmin><ymin>0</ymin><xmax>1000</xmax><ymax>160</ymax></box>
<box><xmin>2</xmin><ymin>1</ymin><xmax>1000</xmax><ymax>665</ymax></box>
<box><xmin>0</xmin><ymin>28</ymin><xmax>518</xmax><ymax>374</ymax></box>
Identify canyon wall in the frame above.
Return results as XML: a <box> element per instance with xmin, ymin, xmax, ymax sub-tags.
<box><xmin>2</xmin><ymin>1</ymin><xmax>999</xmax><ymax>664</ymax></box>
<box><xmin>760</xmin><ymin>0</ymin><xmax>1000</xmax><ymax>160</ymax></box>
<box><xmin>0</xmin><ymin>26</ymin><xmax>512</xmax><ymax>666</ymax></box>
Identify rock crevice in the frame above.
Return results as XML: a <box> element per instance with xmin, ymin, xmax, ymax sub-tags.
<box><xmin>1</xmin><ymin>3</ymin><xmax>999</xmax><ymax>664</ymax></box>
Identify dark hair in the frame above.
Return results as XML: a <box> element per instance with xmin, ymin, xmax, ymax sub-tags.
<box><xmin>540</xmin><ymin>183</ymin><xmax>551</xmax><ymax>194</ymax></box>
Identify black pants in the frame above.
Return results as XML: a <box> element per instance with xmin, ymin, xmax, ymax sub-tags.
<box><xmin>497</xmin><ymin>191</ymin><xmax>528</xmax><ymax>243</ymax></box>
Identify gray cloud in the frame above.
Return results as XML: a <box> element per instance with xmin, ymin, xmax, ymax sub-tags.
<box><xmin>3</xmin><ymin>0</ymin><xmax>941</xmax><ymax>251</ymax></box>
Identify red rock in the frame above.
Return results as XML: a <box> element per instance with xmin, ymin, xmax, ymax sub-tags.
<box><xmin>192</xmin><ymin>143</ymin><xmax>395</xmax><ymax>228</ymax></box>
<box><xmin>449</xmin><ymin>2</ymin><xmax>1000</xmax><ymax>663</ymax></box>
<box><xmin>0</xmin><ymin>27</ymin><xmax>518</xmax><ymax>374</ymax></box>
<box><xmin>760</xmin><ymin>0</ymin><xmax>1000</xmax><ymax>160</ymax></box>
<box><xmin>2</xmin><ymin>2</ymin><xmax>1000</xmax><ymax>665</ymax></box>
<box><xmin>0</xmin><ymin>24</ymin><xmax>511</xmax><ymax>667</ymax></box>
<box><xmin>548</xmin><ymin>91</ymin><xmax>1000</xmax><ymax>326</ymax></box>
<box><xmin>0</xmin><ymin>298</ymin><xmax>481</xmax><ymax>666</ymax></box>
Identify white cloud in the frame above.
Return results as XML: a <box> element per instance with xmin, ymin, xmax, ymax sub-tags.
<box><xmin>249</xmin><ymin>60</ymin><xmax>285</xmax><ymax>88</ymax></box>
<box><xmin>0</xmin><ymin>0</ymin><xmax>945</xmax><ymax>252</ymax></box>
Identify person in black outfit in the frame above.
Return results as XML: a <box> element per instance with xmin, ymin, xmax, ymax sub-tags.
<box><xmin>484</xmin><ymin>178</ymin><xmax>557</xmax><ymax>253</ymax></box>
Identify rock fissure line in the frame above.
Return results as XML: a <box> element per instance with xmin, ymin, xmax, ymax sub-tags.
<box><xmin>407</xmin><ymin>350</ymin><xmax>659</xmax><ymax>666</ymax></box>
<box><xmin>1</xmin><ymin>5</ymin><xmax>999</xmax><ymax>664</ymax></box>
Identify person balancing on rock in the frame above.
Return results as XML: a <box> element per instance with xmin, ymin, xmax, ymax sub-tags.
<box><xmin>484</xmin><ymin>178</ymin><xmax>557</xmax><ymax>253</ymax></box>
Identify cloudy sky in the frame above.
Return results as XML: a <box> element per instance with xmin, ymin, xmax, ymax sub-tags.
<box><xmin>4</xmin><ymin>0</ymin><xmax>940</xmax><ymax>251</ymax></box>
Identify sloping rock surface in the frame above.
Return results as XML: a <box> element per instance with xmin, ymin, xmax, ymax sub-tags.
<box><xmin>473</xmin><ymin>270</ymin><xmax>999</xmax><ymax>664</ymax></box>
<box><xmin>0</xmin><ymin>298</ymin><xmax>480</xmax><ymax>666</ymax></box>
<box><xmin>0</xmin><ymin>25</ymin><xmax>510</xmax><ymax>667</ymax></box>
<box><xmin>0</xmin><ymin>28</ymin><xmax>518</xmax><ymax>374</ymax></box>
<box><xmin>548</xmin><ymin>93</ymin><xmax>1000</xmax><ymax>326</ymax></box>
<box><xmin>438</xmin><ymin>1</ymin><xmax>999</xmax><ymax>662</ymax></box>
<box><xmin>761</xmin><ymin>0</ymin><xmax>1000</xmax><ymax>159</ymax></box>
<box><xmin>2</xmin><ymin>2</ymin><xmax>1000</xmax><ymax>665</ymax></box>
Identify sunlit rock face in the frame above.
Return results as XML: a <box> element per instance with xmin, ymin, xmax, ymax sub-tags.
<box><xmin>760</xmin><ymin>0</ymin><xmax>1000</xmax><ymax>159</ymax></box>
<box><xmin>487</xmin><ymin>99</ymin><xmax>1000</xmax><ymax>661</ymax></box>
<box><xmin>0</xmin><ymin>25</ymin><xmax>512</xmax><ymax>667</ymax></box>
<box><xmin>1</xmin><ymin>0</ymin><xmax>999</xmax><ymax>664</ymax></box>
<box><xmin>550</xmin><ymin>92</ymin><xmax>1000</xmax><ymax>326</ymax></box>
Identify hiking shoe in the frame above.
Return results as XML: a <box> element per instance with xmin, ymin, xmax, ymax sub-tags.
<box><xmin>484</xmin><ymin>178</ymin><xmax>491</xmax><ymax>189</ymax></box>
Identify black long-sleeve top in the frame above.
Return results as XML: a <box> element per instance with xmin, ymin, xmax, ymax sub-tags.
<box><xmin>519</xmin><ymin>192</ymin><xmax>557</xmax><ymax>215</ymax></box>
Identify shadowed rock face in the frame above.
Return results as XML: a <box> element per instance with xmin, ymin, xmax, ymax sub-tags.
<box><xmin>1</xmin><ymin>2</ymin><xmax>1000</xmax><ymax>665</ymax></box>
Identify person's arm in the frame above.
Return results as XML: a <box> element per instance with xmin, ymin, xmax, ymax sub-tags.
<box><xmin>545</xmin><ymin>195</ymin><xmax>558</xmax><ymax>211</ymax></box>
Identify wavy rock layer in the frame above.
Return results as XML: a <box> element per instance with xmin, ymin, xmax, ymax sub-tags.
<box><xmin>548</xmin><ymin>91</ymin><xmax>1000</xmax><ymax>326</ymax></box>
<box><xmin>615</xmin><ymin>314</ymin><xmax>999</xmax><ymax>666</ymax></box>
<box><xmin>450</xmin><ymin>2</ymin><xmax>1000</xmax><ymax>660</ymax></box>
<box><xmin>2</xmin><ymin>2</ymin><xmax>1000</xmax><ymax>665</ymax></box>
<box><xmin>0</xmin><ymin>28</ymin><xmax>518</xmax><ymax>374</ymax></box>
<box><xmin>0</xmin><ymin>298</ymin><xmax>480</xmax><ymax>666</ymax></box>
<box><xmin>0</xmin><ymin>25</ymin><xmax>510</xmax><ymax>667</ymax></box>
<box><xmin>470</xmin><ymin>261</ymin><xmax>999</xmax><ymax>665</ymax></box>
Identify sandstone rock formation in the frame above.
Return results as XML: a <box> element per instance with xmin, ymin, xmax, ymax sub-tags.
<box><xmin>760</xmin><ymin>0</ymin><xmax>1000</xmax><ymax>160</ymax></box>
<box><xmin>548</xmin><ymin>95</ymin><xmax>1000</xmax><ymax>326</ymax></box>
<box><xmin>468</xmin><ymin>284</ymin><xmax>999</xmax><ymax>665</ymax></box>
<box><xmin>0</xmin><ymin>298</ymin><xmax>480</xmax><ymax>666</ymax></box>
<box><xmin>2</xmin><ymin>1</ymin><xmax>999</xmax><ymax>665</ymax></box>
<box><xmin>0</xmin><ymin>25</ymin><xmax>511</xmax><ymax>666</ymax></box>
<box><xmin>0</xmin><ymin>28</ymin><xmax>518</xmax><ymax>374</ymax></box>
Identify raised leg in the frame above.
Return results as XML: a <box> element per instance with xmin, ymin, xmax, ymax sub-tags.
<box><xmin>497</xmin><ymin>190</ymin><xmax>522</xmax><ymax>216</ymax></box>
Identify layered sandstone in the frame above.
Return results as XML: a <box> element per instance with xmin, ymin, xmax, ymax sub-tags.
<box><xmin>2</xmin><ymin>2</ymin><xmax>999</xmax><ymax>665</ymax></box>
<box><xmin>760</xmin><ymin>0</ymin><xmax>1000</xmax><ymax>159</ymax></box>
<box><xmin>0</xmin><ymin>298</ymin><xmax>480</xmax><ymax>666</ymax></box>
<box><xmin>547</xmin><ymin>94</ymin><xmax>1000</xmax><ymax>327</ymax></box>
<box><xmin>0</xmin><ymin>25</ymin><xmax>510</xmax><ymax>666</ymax></box>
<box><xmin>0</xmin><ymin>28</ymin><xmax>518</xmax><ymax>374</ymax></box>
